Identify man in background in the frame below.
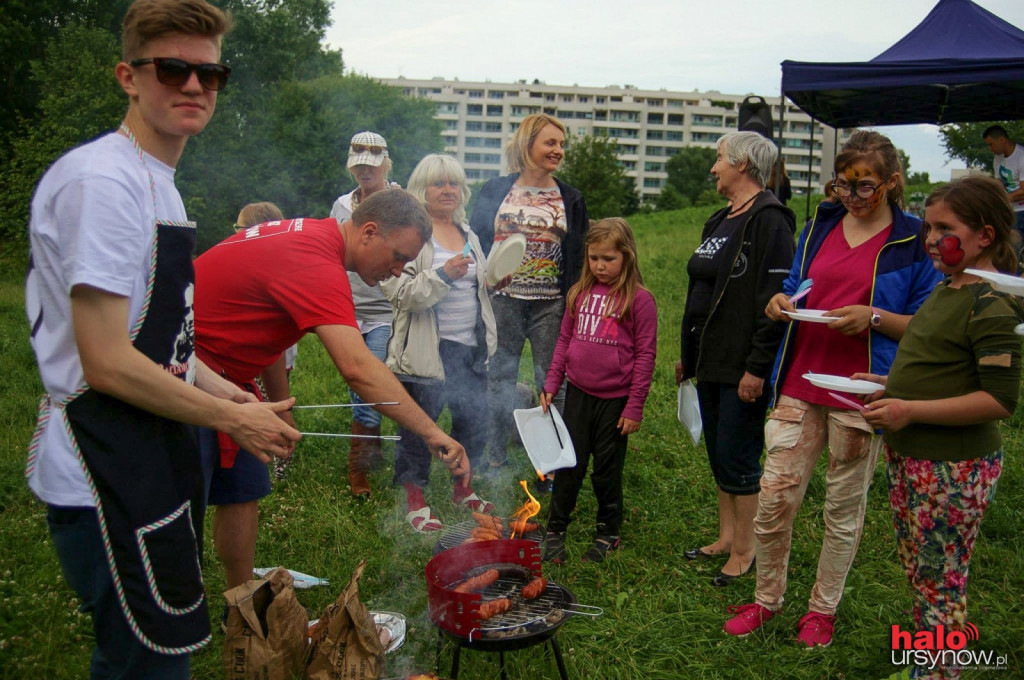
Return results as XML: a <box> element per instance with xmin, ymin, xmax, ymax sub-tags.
<box><xmin>983</xmin><ymin>125</ymin><xmax>1024</xmax><ymax>236</ymax></box>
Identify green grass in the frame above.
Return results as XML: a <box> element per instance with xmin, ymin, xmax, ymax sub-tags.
<box><xmin>1</xmin><ymin>207</ymin><xmax>1022</xmax><ymax>679</ymax></box>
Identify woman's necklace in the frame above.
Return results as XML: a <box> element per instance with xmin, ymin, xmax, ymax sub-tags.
<box><xmin>727</xmin><ymin>192</ymin><xmax>760</xmax><ymax>217</ymax></box>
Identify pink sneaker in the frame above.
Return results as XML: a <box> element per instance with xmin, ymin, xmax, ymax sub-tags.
<box><xmin>723</xmin><ymin>603</ymin><xmax>776</xmax><ymax>637</ymax></box>
<box><xmin>796</xmin><ymin>611</ymin><xmax>836</xmax><ymax>647</ymax></box>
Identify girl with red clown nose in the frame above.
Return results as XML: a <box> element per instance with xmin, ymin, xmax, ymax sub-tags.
<box><xmin>856</xmin><ymin>175</ymin><xmax>1024</xmax><ymax>680</ymax></box>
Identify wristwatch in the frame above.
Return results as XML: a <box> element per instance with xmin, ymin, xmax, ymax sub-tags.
<box><xmin>870</xmin><ymin>307</ymin><xmax>882</xmax><ymax>328</ymax></box>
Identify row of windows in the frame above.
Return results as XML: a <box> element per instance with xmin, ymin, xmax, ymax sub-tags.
<box><xmin>465</xmin><ymin>168</ymin><xmax>501</xmax><ymax>180</ymax></box>
<box><xmin>463</xmin><ymin>153</ymin><xmax>502</xmax><ymax>164</ymax></box>
<box><xmin>464</xmin><ymin>136</ymin><xmax>502</xmax><ymax>148</ymax></box>
<box><xmin>465</xmin><ymin>121</ymin><xmax>504</xmax><ymax>132</ymax></box>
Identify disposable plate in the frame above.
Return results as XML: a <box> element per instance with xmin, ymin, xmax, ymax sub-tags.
<box><xmin>372</xmin><ymin>611</ymin><xmax>406</xmax><ymax>654</ymax></box>
<box><xmin>783</xmin><ymin>309</ymin><xmax>840</xmax><ymax>323</ymax></box>
<box><xmin>964</xmin><ymin>268</ymin><xmax>1024</xmax><ymax>296</ymax></box>
<box><xmin>803</xmin><ymin>372</ymin><xmax>884</xmax><ymax>395</ymax></box>
<box><xmin>485</xmin><ymin>233</ymin><xmax>527</xmax><ymax>286</ymax></box>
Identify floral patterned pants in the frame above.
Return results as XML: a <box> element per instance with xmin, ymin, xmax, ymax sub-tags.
<box><xmin>885</xmin><ymin>447</ymin><xmax>1002</xmax><ymax>680</ymax></box>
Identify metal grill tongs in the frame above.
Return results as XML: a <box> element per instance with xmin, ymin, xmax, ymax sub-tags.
<box><xmin>293</xmin><ymin>402</ymin><xmax>402</xmax><ymax>440</ymax></box>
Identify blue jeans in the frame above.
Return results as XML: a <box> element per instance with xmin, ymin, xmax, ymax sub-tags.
<box><xmin>348</xmin><ymin>325</ymin><xmax>391</xmax><ymax>428</ymax></box>
<box><xmin>393</xmin><ymin>340</ymin><xmax>489</xmax><ymax>484</ymax></box>
<box><xmin>47</xmin><ymin>506</ymin><xmax>192</xmax><ymax>680</ymax></box>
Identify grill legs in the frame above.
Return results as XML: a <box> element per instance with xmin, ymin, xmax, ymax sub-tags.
<box><xmin>438</xmin><ymin>630</ymin><xmax>569</xmax><ymax>680</ymax></box>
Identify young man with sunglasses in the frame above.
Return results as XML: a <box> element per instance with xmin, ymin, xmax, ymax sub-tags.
<box><xmin>24</xmin><ymin>1</ymin><xmax>299</xmax><ymax>677</ymax></box>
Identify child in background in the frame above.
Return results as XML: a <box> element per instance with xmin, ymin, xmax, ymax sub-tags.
<box><xmin>539</xmin><ymin>218</ymin><xmax>658</xmax><ymax>564</ymax></box>
<box><xmin>234</xmin><ymin>201</ymin><xmax>296</xmax><ymax>481</ymax></box>
<box><xmin>857</xmin><ymin>176</ymin><xmax>1024</xmax><ymax>680</ymax></box>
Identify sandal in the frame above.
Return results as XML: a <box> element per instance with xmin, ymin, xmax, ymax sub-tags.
<box><xmin>455</xmin><ymin>491</ymin><xmax>495</xmax><ymax>514</ymax></box>
<box><xmin>405</xmin><ymin>506</ymin><xmax>443</xmax><ymax>533</ymax></box>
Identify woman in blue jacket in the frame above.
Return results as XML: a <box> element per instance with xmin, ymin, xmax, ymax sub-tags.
<box><xmin>723</xmin><ymin>130</ymin><xmax>942</xmax><ymax>647</ymax></box>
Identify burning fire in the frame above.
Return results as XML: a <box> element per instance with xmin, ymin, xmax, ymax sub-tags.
<box><xmin>509</xmin><ymin>480</ymin><xmax>541</xmax><ymax>539</ymax></box>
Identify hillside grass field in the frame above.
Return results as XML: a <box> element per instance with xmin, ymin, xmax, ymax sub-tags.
<box><xmin>0</xmin><ymin>205</ymin><xmax>1021</xmax><ymax>679</ymax></box>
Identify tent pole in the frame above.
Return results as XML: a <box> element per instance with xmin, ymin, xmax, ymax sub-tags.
<box><xmin>806</xmin><ymin>118</ymin><xmax>815</xmax><ymax>222</ymax></box>
<box><xmin>777</xmin><ymin>90</ymin><xmax>787</xmax><ymax>201</ymax></box>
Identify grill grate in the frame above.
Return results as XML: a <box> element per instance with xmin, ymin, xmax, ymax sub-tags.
<box><xmin>435</xmin><ymin>520</ymin><xmax>543</xmax><ymax>553</ymax></box>
<box><xmin>464</xmin><ymin>577</ymin><xmax>570</xmax><ymax>634</ymax></box>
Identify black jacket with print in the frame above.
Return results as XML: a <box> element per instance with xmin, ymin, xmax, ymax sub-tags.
<box><xmin>681</xmin><ymin>191</ymin><xmax>796</xmax><ymax>384</ymax></box>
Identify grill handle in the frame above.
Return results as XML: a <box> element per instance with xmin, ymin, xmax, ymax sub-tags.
<box><xmin>562</xmin><ymin>603</ymin><xmax>603</xmax><ymax>617</ymax></box>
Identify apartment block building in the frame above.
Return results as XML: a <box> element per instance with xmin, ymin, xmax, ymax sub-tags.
<box><xmin>383</xmin><ymin>77</ymin><xmax>852</xmax><ymax>203</ymax></box>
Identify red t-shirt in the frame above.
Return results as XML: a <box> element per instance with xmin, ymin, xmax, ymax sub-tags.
<box><xmin>194</xmin><ymin>218</ymin><xmax>357</xmax><ymax>383</ymax></box>
<box><xmin>782</xmin><ymin>221</ymin><xmax>892</xmax><ymax>408</ymax></box>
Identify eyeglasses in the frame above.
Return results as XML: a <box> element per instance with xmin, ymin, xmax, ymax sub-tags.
<box><xmin>831</xmin><ymin>179</ymin><xmax>886</xmax><ymax>200</ymax></box>
<box><xmin>350</xmin><ymin>144</ymin><xmax>385</xmax><ymax>155</ymax></box>
<box><xmin>233</xmin><ymin>224</ymin><xmax>244</xmax><ymax>232</ymax></box>
<box><xmin>130</xmin><ymin>57</ymin><xmax>231</xmax><ymax>92</ymax></box>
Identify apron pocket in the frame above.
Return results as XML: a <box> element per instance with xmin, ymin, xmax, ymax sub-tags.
<box><xmin>135</xmin><ymin>501</ymin><xmax>205</xmax><ymax>615</ymax></box>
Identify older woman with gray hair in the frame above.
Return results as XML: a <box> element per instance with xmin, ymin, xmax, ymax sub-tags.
<box><xmin>382</xmin><ymin>154</ymin><xmax>497</xmax><ymax>532</ymax></box>
<box><xmin>676</xmin><ymin>131</ymin><xmax>796</xmax><ymax>586</ymax></box>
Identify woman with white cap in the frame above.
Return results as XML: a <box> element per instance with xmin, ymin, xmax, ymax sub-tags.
<box><xmin>330</xmin><ymin>131</ymin><xmax>400</xmax><ymax>497</ymax></box>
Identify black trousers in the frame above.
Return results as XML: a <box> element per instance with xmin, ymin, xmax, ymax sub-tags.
<box><xmin>547</xmin><ymin>383</ymin><xmax>629</xmax><ymax>536</ymax></box>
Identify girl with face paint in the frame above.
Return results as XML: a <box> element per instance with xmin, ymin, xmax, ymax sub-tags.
<box><xmin>852</xmin><ymin>176</ymin><xmax>1023</xmax><ymax>680</ymax></box>
<box><xmin>726</xmin><ymin>131</ymin><xmax>942</xmax><ymax>647</ymax></box>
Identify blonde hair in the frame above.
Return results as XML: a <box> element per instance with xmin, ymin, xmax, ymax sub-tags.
<box><xmin>406</xmin><ymin>154</ymin><xmax>471</xmax><ymax>224</ymax></box>
<box><xmin>237</xmin><ymin>201</ymin><xmax>284</xmax><ymax>228</ymax></box>
<box><xmin>506</xmin><ymin>114</ymin><xmax>567</xmax><ymax>174</ymax></box>
<box><xmin>567</xmin><ymin>217</ymin><xmax>646</xmax><ymax>320</ymax></box>
<box><xmin>121</xmin><ymin>0</ymin><xmax>231</xmax><ymax>61</ymax></box>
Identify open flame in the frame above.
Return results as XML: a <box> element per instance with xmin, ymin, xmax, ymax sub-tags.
<box><xmin>509</xmin><ymin>480</ymin><xmax>541</xmax><ymax>539</ymax></box>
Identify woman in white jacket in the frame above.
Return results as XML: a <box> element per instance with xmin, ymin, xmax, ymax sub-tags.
<box><xmin>383</xmin><ymin>154</ymin><xmax>497</xmax><ymax>532</ymax></box>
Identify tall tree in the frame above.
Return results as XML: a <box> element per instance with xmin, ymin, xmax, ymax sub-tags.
<box><xmin>660</xmin><ymin>146</ymin><xmax>718</xmax><ymax>208</ymax></box>
<box><xmin>181</xmin><ymin>74</ymin><xmax>443</xmax><ymax>252</ymax></box>
<box><xmin>939</xmin><ymin>121</ymin><xmax>1024</xmax><ymax>170</ymax></box>
<box><xmin>0</xmin><ymin>24</ymin><xmax>124</xmax><ymax>250</ymax></box>
<box><xmin>556</xmin><ymin>133</ymin><xmax>639</xmax><ymax>219</ymax></box>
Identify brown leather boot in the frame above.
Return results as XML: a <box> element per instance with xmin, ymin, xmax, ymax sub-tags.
<box><xmin>347</xmin><ymin>436</ymin><xmax>371</xmax><ymax>498</ymax></box>
<box><xmin>352</xmin><ymin>422</ymin><xmax>386</xmax><ymax>471</ymax></box>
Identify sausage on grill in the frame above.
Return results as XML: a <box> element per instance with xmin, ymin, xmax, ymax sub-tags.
<box><xmin>521</xmin><ymin>576</ymin><xmax>548</xmax><ymax>600</ymax></box>
<box><xmin>478</xmin><ymin>597</ymin><xmax>512</xmax><ymax>620</ymax></box>
<box><xmin>453</xmin><ymin>568</ymin><xmax>499</xmax><ymax>593</ymax></box>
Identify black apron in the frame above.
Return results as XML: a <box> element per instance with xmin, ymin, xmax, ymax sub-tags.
<box><xmin>34</xmin><ymin>126</ymin><xmax>210</xmax><ymax>654</ymax></box>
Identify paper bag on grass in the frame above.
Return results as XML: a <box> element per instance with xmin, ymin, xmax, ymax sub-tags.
<box><xmin>223</xmin><ymin>566</ymin><xmax>308</xmax><ymax>680</ymax></box>
<box><xmin>305</xmin><ymin>560</ymin><xmax>385</xmax><ymax>680</ymax></box>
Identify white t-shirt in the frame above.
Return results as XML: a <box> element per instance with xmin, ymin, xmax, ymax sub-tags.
<box><xmin>993</xmin><ymin>144</ymin><xmax>1024</xmax><ymax>212</ymax></box>
<box><xmin>25</xmin><ymin>132</ymin><xmax>189</xmax><ymax>507</ymax></box>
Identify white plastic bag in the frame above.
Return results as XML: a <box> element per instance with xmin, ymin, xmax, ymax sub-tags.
<box><xmin>677</xmin><ymin>382</ymin><xmax>703</xmax><ymax>446</ymax></box>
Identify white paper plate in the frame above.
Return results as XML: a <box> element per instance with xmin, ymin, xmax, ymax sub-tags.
<box><xmin>513</xmin><ymin>405</ymin><xmax>576</xmax><ymax>475</ymax></box>
<box><xmin>803</xmin><ymin>372</ymin><xmax>884</xmax><ymax>395</ymax></box>
<box><xmin>783</xmin><ymin>309</ymin><xmax>840</xmax><ymax>323</ymax></box>
<box><xmin>486</xmin><ymin>233</ymin><xmax>527</xmax><ymax>286</ymax></box>
<box><xmin>964</xmin><ymin>268</ymin><xmax>1024</xmax><ymax>296</ymax></box>
<box><xmin>372</xmin><ymin>611</ymin><xmax>406</xmax><ymax>654</ymax></box>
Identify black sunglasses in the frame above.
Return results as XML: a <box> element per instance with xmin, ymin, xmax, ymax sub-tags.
<box><xmin>130</xmin><ymin>57</ymin><xmax>231</xmax><ymax>92</ymax></box>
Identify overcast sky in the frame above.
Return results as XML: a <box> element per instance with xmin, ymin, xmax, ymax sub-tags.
<box><xmin>326</xmin><ymin>0</ymin><xmax>1024</xmax><ymax>182</ymax></box>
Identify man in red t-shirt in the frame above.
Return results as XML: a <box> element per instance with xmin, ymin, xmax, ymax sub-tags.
<box><xmin>194</xmin><ymin>189</ymin><xmax>469</xmax><ymax>589</ymax></box>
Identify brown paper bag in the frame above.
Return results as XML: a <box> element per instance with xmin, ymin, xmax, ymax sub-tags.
<box><xmin>223</xmin><ymin>566</ymin><xmax>309</xmax><ymax>680</ymax></box>
<box><xmin>305</xmin><ymin>560</ymin><xmax>385</xmax><ymax>680</ymax></box>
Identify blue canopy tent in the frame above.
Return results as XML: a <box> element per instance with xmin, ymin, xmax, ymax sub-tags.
<box><xmin>781</xmin><ymin>0</ymin><xmax>1024</xmax><ymax>128</ymax></box>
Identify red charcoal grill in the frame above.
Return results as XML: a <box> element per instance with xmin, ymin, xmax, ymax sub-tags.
<box><xmin>425</xmin><ymin>539</ymin><xmax>601</xmax><ymax>680</ymax></box>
